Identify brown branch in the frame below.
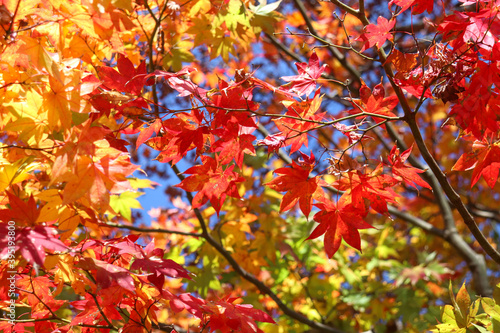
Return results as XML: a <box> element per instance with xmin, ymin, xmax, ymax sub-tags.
<box><xmin>405</xmin><ymin>113</ymin><xmax>500</xmax><ymax>265</ymax></box>
<box><xmin>144</xmin><ymin>0</ymin><xmax>169</xmax><ymax>116</ymax></box>
<box><xmin>261</xmin><ymin>116</ymin><xmax>492</xmax><ymax>296</ymax></box>
<box><xmin>347</xmin><ymin>5</ymin><xmax>500</xmax><ymax>267</ymax></box>
<box><xmin>103</xmin><ymin>222</ymin><xmax>203</xmax><ymax>237</ymax></box>
<box><xmin>170</xmin><ymin>164</ymin><xmax>346</xmax><ymax>333</ymax></box>
<box><xmin>292</xmin><ymin>0</ymin><xmax>362</xmax><ymax>85</ymax></box>
<box><xmin>328</xmin><ymin>0</ymin><xmax>359</xmax><ymax>17</ymax></box>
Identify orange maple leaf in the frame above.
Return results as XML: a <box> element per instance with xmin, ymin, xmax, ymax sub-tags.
<box><xmin>265</xmin><ymin>152</ymin><xmax>327</xmax><ymax>216</ymax></box>
<box><xmin>274</xmin><ymin>92</ymin><xmax>325</xmax><ymax>153</ymax></box>
<box><xmin>350</xmin><ymin>82</ymin><xmax>399</xmax><ymax>126</ymax></box>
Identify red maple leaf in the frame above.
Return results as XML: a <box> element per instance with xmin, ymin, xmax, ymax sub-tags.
<box><xmin>175</xmin><ymin>155</ymin><xmax>244</xmax><ymax>214</ymax></box>
<box><xmin>17</xmin><ymin>275</ymin><xmax>66</xmax><ymax>319</ymax></box>
<box><xmin>149</xmin><ymin>112</ymin><xmax>208</xmax><ymax>165</ymax></box>
<box><xmin>452</xmin><ymin>141</ymin><xmax>500</xmax><ymax>188</ymax></box>
<box><xmin>167</xmin><ymin>292</ymin><xmax>206</xmax><ymax>318</ymax></box>
<box><xmin>333</xmin><ymin>164</ymin><xmax>399</xmax><ymax>215</ymax></box>
<box><xmin>136</xmin><ymin>118</ymin><xmax>162</xmax><ymax>149</ymax></box>
<box><xmin>71</xmin><ymin>292</ymin><xmax>122</xmax><ymax>329</ymax></box>
<box><xmin>0</xmin><ymin>192</ymin><xmax>40</xmax><ymax>225</ymax></box>
<box><xmin>0</xmin><ymin>224</ymin><xmax>67</xmax><ymax>267</ymax></box>
<box><xmin>212</xmin><ymin>122</ymin><xmax>256</xmax><ymax>168</ymax></box>
<box><xmin>130</xmin><ymin>239</ymin><xmax>190</xmax><ymax>290</ymax></box>
<box><xmin>308</xmin><ymin>196</ymin><xmax>374</xmax><ymax>258</ymax></box>
<box><xmin>393</xmin><ymin>73</ymin><xmax>434</xmax><ymax>99</ymax></box>
<box><xmin>202</xmin><ymin>296</ymin><xmax>275</xmax><ymax>333</ymax></box>
<box><xmin>0</xmin><ymin>321</ymin><xmax>33</xmax><ymax>333</ymax></box>
<box><xmin>357</xmin><ymin>16</ymin><xmax>395</xmax><ymax>52</ymax></box>
<box><xmin>281</xmin><ymin>52</ymin><xmax>326</xmax><ymax>96</ymax></box>
<box><xmin>77</xmin><ymin>257</ymin><xmax>135</xmax><ymax>291</ymax></box>
<box><xmin>274</xmin><ymin>92</ymin><xmax>325</xmax><ymax>153</ymax></box>
<box><xmin>207</xmin><ymin>80</ymin><xmax>260</xmax><ymax>129</ymax></box>
<box><xmin>97</xmin><ymin>54</ymin><xmax>147</xmax><ymax>95</ymax></box>
<box><xmin>265</xmin><ymin>152</ymin><xmax>327</xmax><ymax>217</ymax></box>
<box><xmin>387</xmin><ymin>144</ymin><xmax>431</xmax><ymax>189</ymax></box>
<box><xmin>167</xmin><ymin>294</ymin><xmax>275</xmax><ymax>333</ymax></box>
<box><xmin>389</xmin><ymin>0</ymin><xmax>433</xmax><ymax>15</ymax></box>
<box><xmin>412</xmin><ymin>0</ymin><xmax>433</xmax><ymax>14</ymax></box>
<box><xmin>256</xmin><ymin>133</ymin><xmax>286</xmax><ymax>155</ymax></box>
<box><xmin>438</xmin><ymin>11</ymin><xmax>498</xmax><ymax>52</ymax></box>
<box><xmin>448</xmin><ymin>86</ymin><xmax>499</xmax><ymax>140</ymax></box>
<box><xmin>350</xmin><ymin>82</ymin><xmax>399</xmax><ymax>126</ymax></box>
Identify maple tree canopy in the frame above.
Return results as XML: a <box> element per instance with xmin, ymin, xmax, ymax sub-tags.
<box><xmin>1</xmin><ymin>0</ymin><xmax>500</xmax><ymax>332</ymax></box>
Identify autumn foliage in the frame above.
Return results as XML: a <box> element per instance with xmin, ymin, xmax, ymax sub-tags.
<box><xmin>2</xmin><ymin>0</ymin><xmax>500</xmax><ymax>332</ymax></box>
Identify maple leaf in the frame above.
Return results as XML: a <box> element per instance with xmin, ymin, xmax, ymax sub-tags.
<box><xmin>389</xmin><ymin>0</ymin><xmax>415</xmax><ymax>14</ymax></box>
<box><xmin>411</xmin><ymin>0</ymin><xmax>433</xmax><ymax>14</ymax></box>
<box><xmin>308</xmin><ymin>196</ymin><xmax>374</xmax><ymax>258</ymax></box>
<box><xmin>136</xmin><ymin>118</ymin><xmax>162</xmax><ymax>149</ymax></box>
<box><xmin>0</xmin><ymin>322</ymin><xmax>33</xmax><ymax>333</ymax></box>
<box><xmin>16</xmin><ymin>275</ymin><xmax>66</xmax><ymax>319</ymax></box>
<box><xmin>452</xmin><ymin>141</ymin><xmax>500</xmax><ymax>188</ymax></box>
<box><xmin>265</xmin><ymin>152</ymin><xmax>327</xmax><ymax>216</ymax></box>
<box><xmin>0</xmin><ymin>224</ymin><xmax>67</xmax><ymax>267</ymax></box>
<box><xmin>97</xmin><ymin>54</ymin><xmax>147</xmax><ymax>95</ymax></box>
<box><xmin>71</xmin><ymin>292</ymin><xmax>122</xmax><ymax>328</ymax></box>
<box><xmin>256</xmin><ymin>133</ymin><xmax>286</xmax><ymax>155</ymax></box>
<box><xmin>333</xmin><ymin>164</ymin><xmax>400</xmax><ymax>215</ymax></box>
<box><xmin>274</xmin><ymin>91</ymin><xmax>325</xmax><ymax>153</ymax></box>
<box><xmin>281</xmin><ymin>52</ymin><xmax>326</xmax><ymax>96</ymax></box>
<box><xmin>130</xmin><ymin>239</ymin><xmax>190</xmax><ymax>290</ymax></box>
<box><xmin>389</xmin><ymin>0</ymin><xmax>433</xmax><ymax>15</ymax></box>
<box><xmin>0</xmin><ymin>192</ymin><xmax>40</xmax><ymax>225</ymax></box>
<box><xmin>357</xmin><ymin>17</ymin><xmax>395</xmax><ymax>52</ymax></box>
<box><xmin>212</xmin><ymin>123</ymin><xmax>256</xmax><ymax>168</ymax></box>
<box><xmin>207</xmin><ymin>80</ymin><xmax>259</xmax><ymax>129</ymax></box>
<box><xmin>385</xmin><ymin>49</ymin><xmax>418</xmax><ymax>73</ymax></box>
<box><xmin>166</xmin><ymin>76</ymin><xmax>209</xmax><ymax>102</ymax></box>
<box><xmin>448</xmin><ymin>86</ymin><xmax>499</xmax><ymax>140</ymax></box>
<box><xmin>438</xmin><ymin>12</ymin><xmax>497</xmax><ymax>51</ymax></box>
<box><xmin>166</xmin><ymin>292</ymin><xmax>206</xmax><ymax>318</ymax></box>
<box><xmin>77</xmin><ymin>257</ymin><xmax>135</xmax><ymax>291</ymax></box>
<box><xmin>334</xmin><ymin>122</ymin><xmax>373</xmax><ymax>145</ymax></box>
<box><xmin>175</xmin><ymin>155</ymin><xmax>244</xmax><ymax>214</ymax></box>
<box><xmin>202</xmin><ymin>296</ymin><xmax>275</xmax><ymax>333</ymax></box>
<box><xmin>393</xmin><ymin>73</ymin><xmax>434</xmax><ymax>99</ymax></box>
<box><xmin>349</xmin><ymin>82</ymin><xmax>399</xmax><ymax>126</ymax></box>
<box><xmin>387</xmin><ymin>144</ymin><xmax>432</xmax><ymax>189</ymax></box>
<box><xmin>151</xmin><ymin>113</ymin><xmax>208</xmax><ymax>165</ymax></box>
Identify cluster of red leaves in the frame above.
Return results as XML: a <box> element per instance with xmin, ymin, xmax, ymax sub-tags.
<box><xmin>0</xmin><ymin>228</ymin><xmax>273</xmax><ymax>333</ymax></box>
<box><xmin>266</xmin><ymin>149</ymin><xmax>429</xmax><ymax>257</ymax></box>
<box><xmin>169</xmin><ymin>294</ymin><xmax>275</xmax><ymax>333</ymax></box>
<box><xmin>391</xmin><ymin>3</ymin><xmax>500</xmax><ymax>189</ymax></box>
<box><xmin>124</xmin><ymin>52</ymin><xmax>435</xmax><ymax>258</ymax></box>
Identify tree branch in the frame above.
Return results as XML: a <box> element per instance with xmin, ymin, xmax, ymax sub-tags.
<box><xmin>292</xmin><ymin>0</ymin><xmax>362</xmax><ymax>85</ymax></box>
<box><xmin>350</xmin><ymin>5</ymin><xmax>500</xmax><ymax>268</ymax></box>
<box><xmin>382</xmin><ymin>124</ymin><xmax>492</xmax><ymax>296</ymax></box>
<box><xmin>170</xmin><ymin>164</ymin><xmax>346</xmax><ymax>333</ymax></box>
<box><xmin>103</xmin><ymin>222</ymin><xmax>203</xmax><ymax>237</ymax></box>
